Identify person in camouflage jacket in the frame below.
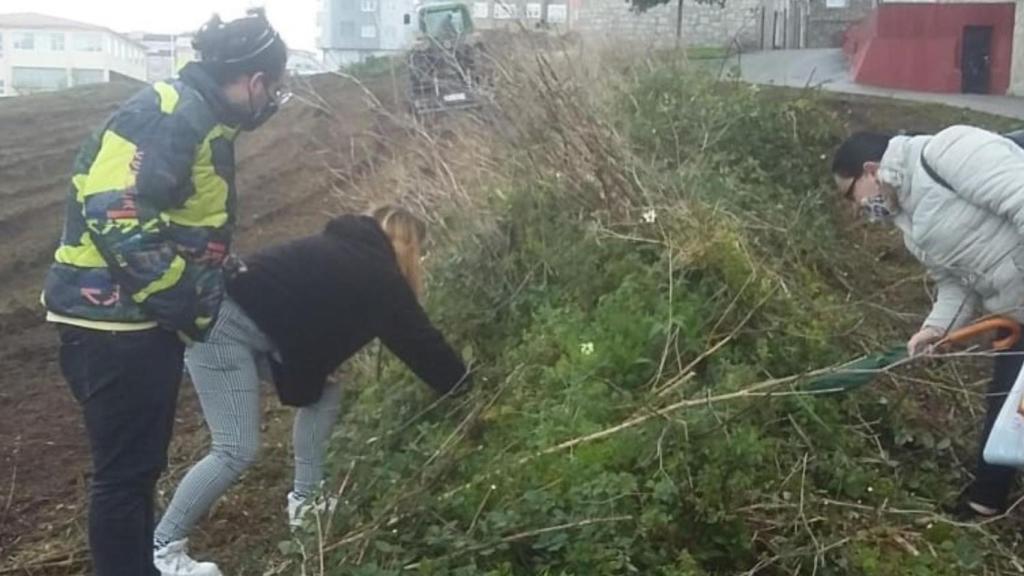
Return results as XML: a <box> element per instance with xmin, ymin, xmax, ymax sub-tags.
<box><xmin>44</xmin><ymin>9</ymin><xmax>290</xmax><ymax>576</ymax></box>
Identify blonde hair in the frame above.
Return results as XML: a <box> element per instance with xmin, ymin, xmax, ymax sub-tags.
<box><xmin>372</xmin><ymin>205</ymin><xmax>427</xmax><ymax>298</ymax></box>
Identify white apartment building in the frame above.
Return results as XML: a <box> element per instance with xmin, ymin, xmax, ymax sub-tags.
<box><xmin>174</xmin><ymin>34</ymin><xmax>198</xmax><ymax>73</ymax></box>
<box><xmin>126</xmin><ymin>32</ymin><xmax>203</xmax><ymax>82</ymax></box>
<box><xmin>0</xmin><ymin>13</ymin><xmax>147</xmax><ymax>97</ymax></box>
<box><xmin>317</xmin><ymin>0</ymin><xmax>571</xmax><ymax>66</ymax></box>
<box><xmin>126</xmin><ymin>32</ymin><xmax>176</xmax><ymax>82</ymax></box>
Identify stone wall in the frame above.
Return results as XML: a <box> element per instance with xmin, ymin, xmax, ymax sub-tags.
<box><xmin>805</xmin><ymin>0</ymin><xmax>873</xmax><ymax>48</ymax></box>
<box><xmin>572</xmin><ymin>0</ymin><xmax>766</xmax><ymax>49</ymax></box>
<box><xmin>805</xmin><ymin>19</ymin><xmax>848</xmax><ymax>48</ymax></box>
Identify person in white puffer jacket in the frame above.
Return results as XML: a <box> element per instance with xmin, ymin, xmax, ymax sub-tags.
<box><xmin>832</xmin><ymin>125</ymin><xmax>1024</xmax><ymax>520</ymax></box>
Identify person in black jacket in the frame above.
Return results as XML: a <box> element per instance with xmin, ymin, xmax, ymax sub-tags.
<box><xmin>152</xmin><ymin>206</ymin><xmax>469</xmax><ymax>574</ymax></box>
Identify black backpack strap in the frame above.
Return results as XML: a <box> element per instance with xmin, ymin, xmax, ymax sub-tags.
<box><xmin>1003</xmin><ymin>129</ymin><xmax>1024</xmax><ymax>149</ymax></box>
<box><xmin>919</xmin><ymin>145</ymin><xmax>954</xmax><ymax>192</ymax></box>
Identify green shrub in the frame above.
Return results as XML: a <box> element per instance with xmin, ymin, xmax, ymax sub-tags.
<box><xmin>281</xmin><ymin>58</ymin><xmax>1018</xmax><ymax>575</ymax></box>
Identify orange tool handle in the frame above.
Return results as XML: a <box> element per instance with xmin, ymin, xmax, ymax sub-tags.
<box><xmin>937</xmin><ymin>316</ymin><xmax>1021</xmax><ymax>351</ymax></box>
<box><xmin>938</xmin><ymin>317</ymin><xmax>1024</xmax><ymax>418</ymax></box>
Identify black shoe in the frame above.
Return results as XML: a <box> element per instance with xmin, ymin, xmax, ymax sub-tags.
<box><xmin>945</xmin><ymin>491</ymin><xmax>1002</xmax><ymax>522</ymax></box>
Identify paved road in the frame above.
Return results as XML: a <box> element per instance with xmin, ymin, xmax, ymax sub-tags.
<box><xmin>738</xmin><ymin>48</ymin><xmax>1024</xmax><ymax>121</ymax></box>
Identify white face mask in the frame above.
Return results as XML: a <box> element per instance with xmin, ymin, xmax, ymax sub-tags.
<box><xmin>861</xmin><ymin>194</ymin><xmax>895</xmax><ymax>223</ymax></box>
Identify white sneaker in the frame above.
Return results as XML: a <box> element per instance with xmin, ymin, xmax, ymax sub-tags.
<box><xmin>154</xmin><ymin>539</ymin><xmax>223</xmax><ymax>576</ymax></box>
<box><xmin>287</xmin><ymin>491</ymin><xmax>338</xmax><ymax>529</ymax></box>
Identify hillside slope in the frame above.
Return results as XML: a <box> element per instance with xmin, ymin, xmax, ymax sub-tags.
<box><xmin>1</xmin><ymin>56</ymin><xmax>1022</xmax><ymax>574</ymax></box>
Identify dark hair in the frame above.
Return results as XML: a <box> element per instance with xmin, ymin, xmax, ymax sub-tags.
<box><xmin>193</xmin><ymin>8</ymin><xmax>288</xmax><ymax>84</ymax></box>
<box><xmin>831</xmin><ymin>132</ymin><xmax>893</xmax><ymax>179</ymax></box>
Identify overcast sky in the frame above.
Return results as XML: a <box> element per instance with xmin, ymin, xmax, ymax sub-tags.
<box><xmin>0</xmin><ymin>0</ymin><xmax>319</xmax><ymax>51</ymax></box>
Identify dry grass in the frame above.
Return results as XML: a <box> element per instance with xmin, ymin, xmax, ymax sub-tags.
<box><xmin>288</xmin><ymin>33</ymin><xmax>667</xmax><ymax>243</ymax></box>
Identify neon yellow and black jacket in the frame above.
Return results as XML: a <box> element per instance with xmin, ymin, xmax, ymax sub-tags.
<box><xmin>43</xmin><ymin>63</ymin><xmax>242</xmax><ymax>341</ymax></box>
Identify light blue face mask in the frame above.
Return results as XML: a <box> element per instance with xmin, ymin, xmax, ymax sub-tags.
<box><xmin>861</xmin><ymin>195</ymin><xmax>895</xmax><ymax>223</ymax></box>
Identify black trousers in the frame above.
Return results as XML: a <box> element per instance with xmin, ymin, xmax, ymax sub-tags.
<box><xmin>57</xmin><ymin>325</ymin><xmax>184</xmax><ymax>576</ymax></box>
<box><xmin>969</xmin><ymin>327</ymin><xmax>1024</xmax><ymax>510</ymax></box>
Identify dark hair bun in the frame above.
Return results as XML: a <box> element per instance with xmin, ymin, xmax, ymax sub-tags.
<box><xmin>193</xmin><ymin>14</ymin><xmax>226</xmax><ymax>59</ymax></box>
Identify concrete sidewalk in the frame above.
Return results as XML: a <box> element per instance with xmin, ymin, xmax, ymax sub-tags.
<box><xmin>738</xmin><ymin>49</ymin><xmax>1024</xmax><ymax>121</ymax></box>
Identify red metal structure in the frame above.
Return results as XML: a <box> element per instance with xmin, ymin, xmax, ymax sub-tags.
<box><xmin>844</xmin><ymin>3</ymin><xmax>1015</xmax><ymax>94</ymax></box>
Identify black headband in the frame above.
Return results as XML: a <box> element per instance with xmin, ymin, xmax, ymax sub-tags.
<box><xmin>195</xmin><ymin>10</ymin><xmax>280</xmax><ymax>66</ymax></box>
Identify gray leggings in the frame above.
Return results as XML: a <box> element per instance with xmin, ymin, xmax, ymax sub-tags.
<box><xmin>154</xmin><ymin>298</ymin><xmax>342</xmax><ymax>543</ymax></box>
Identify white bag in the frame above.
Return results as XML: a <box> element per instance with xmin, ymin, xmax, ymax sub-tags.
<box><xmin>983</xmin><ymin>365</ymin><xmax>1024</xmax><ymax>467</ymax></box>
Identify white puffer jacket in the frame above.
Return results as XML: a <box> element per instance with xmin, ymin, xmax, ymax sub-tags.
<box><xmin>880</xmin><ymin>125</ymin><xmax>1024</xmax><ymax>331</ymax></box>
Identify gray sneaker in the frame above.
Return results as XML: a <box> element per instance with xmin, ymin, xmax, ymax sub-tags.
<box><xmin>287</xmin><ymin>491</ymin><xmax>338</xmax><ymax>529</ymax></box>
<box><xmin>153</xmin><ymin>539</ymin><xmax>222</xmax><ymax>576</ymax></box>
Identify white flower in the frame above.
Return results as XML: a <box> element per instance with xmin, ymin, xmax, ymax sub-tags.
<box><xmin>642</xmin><ymin>209</ymin><xmax>657</xmax><ymax>224</ymax></box>
<box><xmin>580</xmin><ymin>342</ymin><xmax>595</xmax><ymax>356</ymax></box>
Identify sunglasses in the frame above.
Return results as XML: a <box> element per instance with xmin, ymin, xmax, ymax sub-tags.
<box><xmin>271</xmin><ymin>84</ymin><xmax>293</xmax><ymax>106</ymax></box>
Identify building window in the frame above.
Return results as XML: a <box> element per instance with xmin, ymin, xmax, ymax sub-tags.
<box><xmin>72</xmin><ymin>68</ymin><xmax>105</xmax><ymax>86</ymax></box>
<box><xmin>13</xmin><ymin>32</ymin><xmax>35</xmax><ymax>50</ymax></box>
<box><xmin>825</xmin><ymin>0</ymin><xmax>848</xmax><ymax>7</ymax></box>
<box><xmin>361</xmin><ymin>25</ymin><xmax>378</xmax><ymax>38</ymax></box>
<box><xmin>44</xmin><ymin>33</ymin><xmax>65</xmax><ymax>51</ymax></box>
<box><xmin>73</xmin><ymin>33</ymin><xmax>103</xmax><ymax>52</ymax></box>
<box><xmin>494</xmin><ymin>3</ymin><xmax>517</xmax><ymax>19</ymax></box>
<box><xmin>526</xmin><ymin>3</ymin><xmax>542</xmax><ymax>19</ymax></box>
<box><xmin>12</xmin><ymin>66</ymin><xmax>68</xmax><ymax>93</ymax></box>
<box><xmin>361</xmin><ymin>0</ymin><xmax>378</xmax><ymax>12</ymax></box>
<box><xmin>473</xmin><ymin>2</ymin><xmax>489</xmax><ymax>18</ymax></box>
<box><xmin>547</xmin><ymin>3</ymin><xmax>568</xmax><ymax>23</ymax></box>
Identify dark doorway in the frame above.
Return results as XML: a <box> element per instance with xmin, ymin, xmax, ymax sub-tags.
<box><xmin>962</xmin><ymin>25</ymin><xmax>993</xmax><ymax>94</ymax></box>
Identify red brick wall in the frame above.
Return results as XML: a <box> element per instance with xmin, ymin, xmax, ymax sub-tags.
<box><xmin>844</xmin><ymin>3</ymin><xmax>1015</xmax><ymax>94</ymax></box>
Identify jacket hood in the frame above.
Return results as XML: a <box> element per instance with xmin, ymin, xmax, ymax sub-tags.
<box><xmin>324</xmin><ymin>214</ymin><xmax>395</xmax><ymax>255</ymax></box>
<box><xmin>878</xmin><ymin>133</ymin><xmax>931</xmax><ymax>220</ymax></box>
<box><xmin>178</xmin><ymin>62</ymin><xmax>246</xmax><ymax>128</ymax></box>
